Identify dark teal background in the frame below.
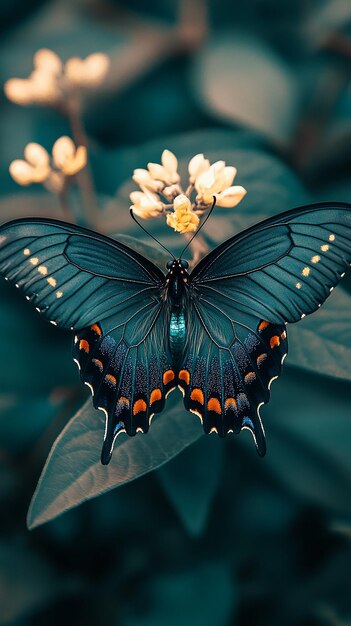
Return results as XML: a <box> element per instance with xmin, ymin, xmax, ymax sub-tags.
<box><xmin>0</xmin><ymin>1</ymin><xmax>351</xmax><ymax>625</ymax></box>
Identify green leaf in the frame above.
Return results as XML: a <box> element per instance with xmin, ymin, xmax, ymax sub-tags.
<box><xmin>192</xmin><ymin>36</ymin><xmax>300</xmax><ymax>145</ymax></box>
<box><xmin>122</xmin><ymin>562</ymin><xmax>235</xmax><ymax>626</ymax></box>
<box><xmin>257</xmin><ymin>366</ymin><xmax>351</xmax><ymax>515</ymax></box>
<box><xmin>157</xmin><ymin>436</ymin><xmax>222</xmax><ymax>535</ymax></box>
<box><xmin>288</xmin><ymin>287</ymin><xmax>351</xmax><ymax>382</ymax></box>
<box><xmin>27</xmin><ymin>395</ymin><xmax>203</xmax><ymax>529</ymax></box>
<box><xmin>0</xmin><ymin>538</ymin><xmax>76</xmax><ymax>624</ymax></box>
<box><xmin>0</xmin><ymin>393</ymin><xmax>64</xmax><ymax>454</ymax></box>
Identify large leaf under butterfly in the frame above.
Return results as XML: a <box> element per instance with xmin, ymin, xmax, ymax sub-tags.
<box><xmin>0</xmin><ymin>201</ymin><xmax>351</xmax><ymax>464</ymax></box>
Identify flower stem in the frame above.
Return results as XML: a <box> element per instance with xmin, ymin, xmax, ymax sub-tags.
<box><xmin>66</xmin><ymin>100</ymin><xmax>99</xmax><ymax>228</ymax></box>
<box><xmin>185</xmin><ymin>232</ymin><xmax>208</xmax><ymax>267</ymax></box>
<box><xmin>58</xmin><ymin>186</ymin><xmax>74</xmax><ymax>223</ymax></box>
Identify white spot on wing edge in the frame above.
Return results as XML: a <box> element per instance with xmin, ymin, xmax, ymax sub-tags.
<box><xmin>0</xmin><ymin>235</ymin><xmax>7</xmax><ymax>245</ymax></box>
<box><xmin>84</xmin><ymin>381</ymin><xmax>94</xmax><ymax>396</ymax></box>
<box><xmin>190</xmin><ymin>407</ymin><xmax>203</xmax><ymax>424</ymax></box>
<box><xmin>73</xmin><ymin>357</ymin><xmax>81</xmax><ymax>371</ymax></box>
<box><xmin>268</xmin><ymin>375</ymin><xmax>278</xmax><ymax>390</ymax></box>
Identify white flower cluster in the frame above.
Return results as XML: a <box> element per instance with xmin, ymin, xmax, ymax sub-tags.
<box><xmin>130</xmin><ymin>150</ymin><xmax>247</xmax><ymax>233</ymax></box>
<box><xmin>4</xmin><ymin>49</ymin><xmax>110</xmax><ymax>107</ymax></box>
<box><xmin>9</xmin><ymin>137</ymin><xmax>87</xmax><ymax>191</ymax></box>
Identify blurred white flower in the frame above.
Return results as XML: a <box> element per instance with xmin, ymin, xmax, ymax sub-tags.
<box><xmin>4</xmin><ymin>49</ymin><xmax>110</xmax><ymax>107</ymax></box>
<box><xmin>52</xmin><ymin>136</ymin><xmax>87</xmax><ymax>176</ymax></box>
<box><xmin>65</xmin><ymin>53</ymin><xmax>110</xmax><ymax>88</ymax></box>
<box><xmin>9</xmin><ymin>143</ymin><xmax>51</xmax><ymax>185</ymax></box>
<box><xmin>195</xmin><ymin>161</ymin><xmax>239</xmax><ymax>205</ymax></box>
<box><xmin>33</xmin><ymin>49</ymin><xmax>63</xmax><ymax>76</ymax></box>
<box><xmin>130</xmin><ymin>190</ymin><xmax>164</xmax><ymax>219</ymax></box>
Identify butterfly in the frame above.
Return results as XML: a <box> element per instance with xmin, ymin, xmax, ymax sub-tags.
<box><xmin>0</xmin><ymin>201</ymin><xmax>351</xmax><ymax>464</ymax></box>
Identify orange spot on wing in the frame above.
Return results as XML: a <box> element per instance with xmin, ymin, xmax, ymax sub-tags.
<box><xmin>244</xmin><ymin>371</ymin><xmax>256</xmax><ymax>384</ymax></box>
<box><xmin>256</xmin><ymin>353</ymin><xmax>267</xmax><ymax>366</ymax></box>
<box><xmin>150</xmin><ymin>388</ymin><xmax>162</xmax><ymax>405</ymax></box>
<box><xmin>105</xmin><ymin>374</ymin><xmax>117</xmax><ymax>386</ymax></box>
<box><xmin>258</xmin><ymin>321</ymin><xmax>270</xmax><ymax>331</ymax></box>
<box><xmin>225</xmin><ymin>397</ymin><xmax>237</xmax><ymax>411</ymax></box>
<box><xmin>91</xmin><ymin>323</ymin><xmax>102</xmax><ymax>335</ymax></box>
<box><xmin>207</xmin><ymin>397</ymin><xmax>222</xmax><ymax>414</ymax></box>
<box><xmin>163</xmin><ymin>369</ymin><xmax>175</xmax><ymax>385</ymax></box>
<box><xmin>79</xmin><ymin>339</ymin><xmax>89</xmax><ymax>353</ymax></box>
<box><xmin>178</xmin><ymin>369</ymin><xmax>190</xmax><ymax>385</ymax></box>
<box><xmin>270</xmin><ymin>335</ymin><xmax>280</xmax><ymax>348</ymax></box>
<box><xmin>190</xmin><ymin>388</ymin><xmax>204</xmax><ymax>405</ymax></box>
<box><xmin>281</xmin><ymin>330</ymin><xmax>287</xmax><ymax>340</ymax></box>
<box><xmin>133</xmin><ymin>399</ymin><xmax>147</xmax><ymax>415</ymax></box>
<box><xmin>92</xmin><ymin>358</ymin><xmax>103</xmax><ymax>371</ymax></box>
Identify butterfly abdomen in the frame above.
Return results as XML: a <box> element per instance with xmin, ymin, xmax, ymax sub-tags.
<box><xmin>169</xmin><ymin>309</ymin><xmax>186</xmax><ymax>358</ymax></box>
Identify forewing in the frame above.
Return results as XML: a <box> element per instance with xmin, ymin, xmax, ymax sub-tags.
<box><xmin>190</xmin><ymin>202</ymin><xmax>351</xmax><ymax>324</ymax></box>
<box><xmin>177</xmin><ymin>303</ymin><xmax>288</xmax><ymax>454</ymax></box>
<box><xmin>0</xmin><ymin>218</ymin><xmax>164</xmax><ymax>329</ymax></box>
<box><xmin>72</xmin><ymin>302</ymin><xmax>176</xmax><ymax>464</ymax></box>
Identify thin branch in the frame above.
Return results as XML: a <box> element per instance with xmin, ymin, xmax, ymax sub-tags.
<box><xmin>66</xmin><ymin>99</ymin><xmax>99</xmax><ymax>228</ymax></box>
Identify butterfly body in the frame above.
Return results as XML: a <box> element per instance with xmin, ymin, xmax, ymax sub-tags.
<box><xmin>1</xmin><ymin>201</ymin><xmax>351</xmax><ymax>464</ymax></box>
<box><xmin>165</xmin><ymin>259</ymin><xmax>190</xmax><ymax>359</ymax></box>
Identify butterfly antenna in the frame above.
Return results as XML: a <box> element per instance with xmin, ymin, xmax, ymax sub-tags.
<box><xmin>130</xmin><ymin>209</ymin><xmax>175</xmax><ymax>259</ymax></box>
<box><xmin>180</xmin><ymin>196</ymin><xmax>216</xmax><ymax>259</ymax></box>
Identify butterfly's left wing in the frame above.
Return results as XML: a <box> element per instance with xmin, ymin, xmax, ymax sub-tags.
<box><xmin>179</xmin><ymin>201</ymin><xmax>351</xmax><ymax>452</ymax></box>
<box><xmin>190</xmin><ymin>201</ymin><xmax>351</xmax><ymax>324</ymax></box>
<box><xmin>177</xmin><ymin>305</ymin><xmax>287</xmax><ymax>455</ymax></box>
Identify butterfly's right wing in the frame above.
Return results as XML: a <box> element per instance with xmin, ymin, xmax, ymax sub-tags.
<box><xmin>73</xmin><ymin>301</ymin><xmax>175</xmax><ymax>464</ymax></box>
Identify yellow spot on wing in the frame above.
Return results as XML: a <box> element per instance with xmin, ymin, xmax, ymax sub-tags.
<box><xmin>23</xmin><ymin>248</ymin><xmax>30</xmax><ymax>256</ymax></box>
<box><xmin>311</xmin><ymin>255</ymin><xmax>320</xmax><ymax>264</ymax></box>
<box><xmin>56</xmin><ymin>290</ymin><xmax>63</xmax><ymax>298</ymax></box>
<box><xmin>329</xmin><ymin>234</ymin><xmax>335</xmax><ymax>241</ymax></box>
<box><xmin>47</xmin><ymin>277</ymin><xmax>57</xmax><ymax>287</ymax></box>
<box><xmin>302</xmin><ymin>266</ymin><xmax>310</xmax><ymax>276</ymax></box>
<box><xmin>321</xmin><ymin>244</ymin><xmax>329</xmax><ymax>252</ymax></box>
<box><xmin>38</xmin><ymin>265</ymin><xmax>48</xmax><ymax>275</ymax></box>
<box><xmin>296</xmin><ymin>282</ymin><xmax>302</xmax><ymax>289</ymax></box>
<box><xmin>30</xmin><ymin>257</ymin><xmax>39</xmax><ymax>265</ymax></box>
